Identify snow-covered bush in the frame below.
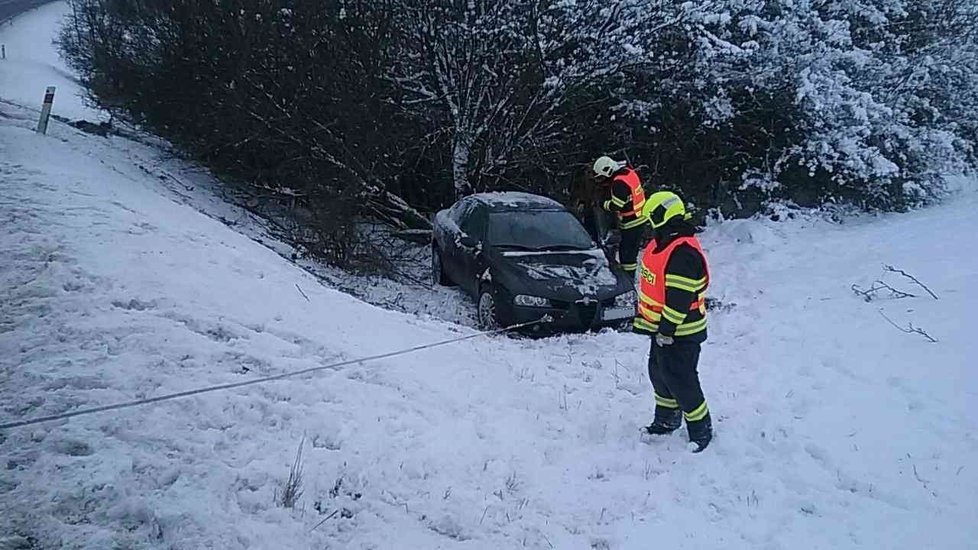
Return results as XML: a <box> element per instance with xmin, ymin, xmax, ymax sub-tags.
<box><xmin>59</xmin><ymin>0</ymin><xmax>978</xmax><ymax>248</ymax></box>
<box><xmin>595</xmin><ymin>0</ymin><xmax>978</xmax><ymax>212</ymax></box>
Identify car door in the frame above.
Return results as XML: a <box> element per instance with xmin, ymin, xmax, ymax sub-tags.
<box><xmin>440</xmin><ymin>198</ymin><xmax>472</xmax><ymax>277</ymax></box>
<box><xmin>456</xmin><ymin>204</ymin><xmax>488</xmax><ymax>295</ymax></box>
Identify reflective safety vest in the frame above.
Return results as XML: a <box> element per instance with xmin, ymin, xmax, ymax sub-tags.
<box><xmin>634</xmin><ymin>236</ymin><xmax>710</xmax><ymax>337</ymax></box>
<box><xmin>613</xmin><ymin>169</ymin><xmax>646</xmax><ymax>230</ymax></box>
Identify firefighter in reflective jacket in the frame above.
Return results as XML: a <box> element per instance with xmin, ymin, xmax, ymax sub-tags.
<box><xmin>592</xmin><ymin>156</ymin><xmax>646</xmax><ymax>275</ymax></box>
<box><xmin>634</xmin><ymin>191</ymin><xmax>713</xmax><ymax>452</ymax></box>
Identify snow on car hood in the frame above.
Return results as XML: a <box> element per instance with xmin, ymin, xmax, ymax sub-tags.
<box><xmin>497</xmin><ymin>248</ymin><xmax>624</xmax><ymax>299</ymax></box>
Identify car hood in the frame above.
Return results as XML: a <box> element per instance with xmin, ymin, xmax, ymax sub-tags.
<box><xmin>488</xmin><ymin>248</ymin><xmax>633</xmax><ymax>302</ymax></box>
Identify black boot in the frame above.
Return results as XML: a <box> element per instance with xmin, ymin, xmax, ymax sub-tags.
<box><xmin>686</xmin><ymin>412</ymin><xmax>713</xmax><ymax>453</ymax></box>
<box><xmin>644</xmin><ymin>408</ymin><xmax>681</xmax><ymax>435</ymax></box>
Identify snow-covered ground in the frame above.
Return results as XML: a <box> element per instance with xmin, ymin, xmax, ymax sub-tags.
<box><xmin>0</xmin><ymin>1</ymin><xmax>105</xmax><ymax>122</ymax></box>
<box><xmin>2</xmin><ymin>5</ymin><xmax>977</xmax><ymax>549</ymax></box>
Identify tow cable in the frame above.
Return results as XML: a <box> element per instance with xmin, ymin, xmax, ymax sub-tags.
<box><xmin>0</xmin><ymin>316</ymin><xmax>553</xmax><ymax>431</ymax></box>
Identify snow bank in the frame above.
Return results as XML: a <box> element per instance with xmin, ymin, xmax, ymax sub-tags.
<box><xmin>708</xmin><ymin>218</ymin><xmax>783</xmax><ymax>248</ymax></box>
<box><xmin>3</xmin><ymin>103</ymin><xmax>977</xmax><ymax>548</ymax></box>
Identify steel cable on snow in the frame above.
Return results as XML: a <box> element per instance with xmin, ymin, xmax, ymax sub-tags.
<box><xmin>0</xmin><ymin>317</ymin><xmax>552</xmax><ymax>431</ymax></box>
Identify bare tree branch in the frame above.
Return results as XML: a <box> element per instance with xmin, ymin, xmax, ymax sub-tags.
<box><xmin>883</xmin><ymin>265</ymin><xmax>939</xmax><ymax>300</ymax></box>
<box><xmin>851</xmin><ymin>281</ymin><xmax>916</xmax><ymax>302</ymax></box>
<box><xmin>878</xmin><ymin>309</ymin><xmax>938</xmax><ymax>343</ymax></box>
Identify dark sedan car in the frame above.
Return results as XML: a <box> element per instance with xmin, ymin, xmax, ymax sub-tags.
<box><xmin>432</xmin><ymin>192</ymin><xmax>636</xmax><ymax>332</ymax></box>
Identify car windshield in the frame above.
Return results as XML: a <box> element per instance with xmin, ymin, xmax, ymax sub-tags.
<box><xmin>487</xmin><ymin>210</ymin><xmax>595</xmax><ymax>251</ymax></box>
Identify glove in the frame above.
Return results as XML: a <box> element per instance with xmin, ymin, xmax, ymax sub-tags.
<box><xmin>655</xmin><ymin>333</ymin><xmax>674</xmax><ymax>347</ymax></box>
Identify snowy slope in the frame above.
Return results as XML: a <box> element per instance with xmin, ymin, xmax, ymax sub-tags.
<box><xmin>0</xmin><ymin>1</ymin><xmax>105</xmax><ymax>122</ymax></box>
<box><xmin>3</xmin><ymin>5</ymin><xmax>978</xmax><ymax>550</ymax></box>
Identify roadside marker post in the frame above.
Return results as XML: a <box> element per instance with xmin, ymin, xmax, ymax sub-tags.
<box><xmin>2</xmin><ymin>45</ymin><xmax>6</xmax><ymax>59</ymax></box>
<box><xmin>35</xmin><ymin>86</ymin><xmax>55</xmax><ymax>134</ymax></box>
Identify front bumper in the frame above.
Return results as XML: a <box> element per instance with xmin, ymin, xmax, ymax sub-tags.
<box><xmin>504</xmin><ymin>299</ymin><xmax>634</xmax><ymax>333</ymax></box>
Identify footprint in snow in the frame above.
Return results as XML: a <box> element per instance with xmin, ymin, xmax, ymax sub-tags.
<box><xmin>110</xmin><ymin>200</ymin><xmax>138</xmax><ymax>214</ymax></box>
<box><xmin>0</xmin><ymin>478</ymin><xmax>17</xmax><ymax>494</ymax></box>
<box><xmin>127</xmin><ymin>221</ymin><xmax>157</xmax><ymax>235</ymax></box>
<box><xmin>111</xmin><ymin>298</ymin><xmax>157</xmax><ymax>311</ymax></box>
<box><xmin>50</xmin><ymin>438</ymin><xmax>94</xmax><ymax>457</ymax></box>
<box><xmin>162</xmin><ymin>313</ymin><xmax>242</xmax><ymax>343</ymax></box>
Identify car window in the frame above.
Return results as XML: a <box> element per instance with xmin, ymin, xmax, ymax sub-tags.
<box><xmin>487</xmin><ymin>209</ymin><xmax>595</xmax><ymax>250</ymax></box>
<box><xmin>449</xmin><ymin>198</ymin><xmax>474</xmax><ymax>225</ymax></box>
<box><xmin>459</xmin><ymin>204</ymin><xmax>487</xmax><ymax>240</ymax></box>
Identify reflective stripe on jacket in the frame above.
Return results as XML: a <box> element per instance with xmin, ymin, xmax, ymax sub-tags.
<box><xmin>602</xmin><ymin>168</ymin><xmax>647</xmax><ymax>230</ymax></box>
<box><xmin>634</xmin><ymin>236</ymin><xmax>710</xmax><ymax>338</ymax></box>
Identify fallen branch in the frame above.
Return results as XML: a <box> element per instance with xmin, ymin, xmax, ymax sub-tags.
<box><xmin>878</xmin><ymin>309</ymin><xmax>938</xmax><ymax>343</ymax></box>
<box><xmin>912</xmin><ymin>464</ymin><xmax>928</xmax><ymax>486</ymax></box>
<box><xmin>850</xmin><ymin>284</ymin><xmax>875</xmax><ymax>302</ymax></box>
<box><xmin>295</xmin><ymin>283</ymin><xmax>311</xmax><ymax>302</ymax></box>
<box><xmin>875</xmin><ymin>281</ymin><xmax>915</xmax><ymax>299</ymax></box>
<box><xmin>883</xmin><ymin>265</ymin><xmax>938</xmax><ymax>300</ymax></box>
<box><xmin>851</xmin><ymin>281</ymin><xmax>915</xmax><ymax>302</ymax></box>
<box><xmin>309</xmin><ymin>509</ymin><xmax>340</xmax><ymax>532</ymax></box>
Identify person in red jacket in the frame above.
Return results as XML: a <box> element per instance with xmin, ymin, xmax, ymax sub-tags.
<box><xmin>634</xmin><ymin>191</ymin><xmax>712</xmax><ymax>453</ymax></box>
<box><xmin>592</xmin><ymin>156</ymin><xmax>647</xmax><ymax>276</ymax></box>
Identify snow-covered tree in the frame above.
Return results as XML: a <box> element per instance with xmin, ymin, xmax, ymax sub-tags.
<box><xmin>61</xmin><ymin>0</ymin><xmax>978</xmax><ymax>258</ymax></box>
<box><xmin>597</xmin><ymin>0</ymin><xmax>978</xmax><ymax>211</ymax></box>
<box><xmin>382</xmin><ymin>0</ymin><xmax>691</xmax><ymax>198</ymax></box>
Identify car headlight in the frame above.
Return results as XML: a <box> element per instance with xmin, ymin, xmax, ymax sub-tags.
<box><xmin>514</xmin><ymin>294</ymin><xmax>552</xmax><ymax>308</ymax></box>
<box><xmin>613</xmin><ymin>290</ymin><xmax>637</xmax><ymax>309</ymax></box>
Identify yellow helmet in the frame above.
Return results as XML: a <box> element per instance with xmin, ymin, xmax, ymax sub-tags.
<box><xmin>642</xmin><ymin>191</ymin><xmax>687</xmax><ymax>228</ymax></box>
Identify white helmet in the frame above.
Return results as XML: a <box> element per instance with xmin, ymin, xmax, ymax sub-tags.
<box><xmin>592</xmin><ymin>156</ymin><xmax>621</xmax><ymax>178</ymax></box>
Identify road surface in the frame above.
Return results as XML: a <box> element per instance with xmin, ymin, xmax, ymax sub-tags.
<box><xmin>0</xmin><ymin>0</ymin><xmax>54</xmax><ymax>24</ymax></box>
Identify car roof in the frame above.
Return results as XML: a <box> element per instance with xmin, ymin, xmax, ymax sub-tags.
<box><xmin>468</xmin><ymin>192</ymin><xmax>565</xmax><ymax>212</ymax></box>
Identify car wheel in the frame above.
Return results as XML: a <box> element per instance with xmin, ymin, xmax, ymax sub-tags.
<box><xmin>477</xmin><ymin>288</ymin><xmax>500</xmax><ymax>330</ymax></box>
<box><xmin>431</xmin><ymin>244</ymin><xmax>453</xmax><ymax>287</ymax></box>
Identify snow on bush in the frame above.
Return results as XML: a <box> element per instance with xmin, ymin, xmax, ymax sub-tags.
<box><xmin>581</xmin><ymin>0</ymin><xmax>977</xmax><ymax>214</ymax></box>
<box><xmin>58</xmin><ymin>0</ymin><xmax>978</xmax><ymax>228</ymax></box>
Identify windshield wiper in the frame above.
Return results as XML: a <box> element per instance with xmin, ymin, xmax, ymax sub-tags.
<box><xmin>544</xmin><ymin>245</ymin><xmax>591</xmax><ymax>252</ymax></box>
<box><xmin>495</xmin><ymin>243</ymin><xmax>593</xmax><ymax>252</ymax></box>
<box><xmin>493</xmin><ymin>243</ymin><xmax>537</xmax><ymax>251</ymax></box>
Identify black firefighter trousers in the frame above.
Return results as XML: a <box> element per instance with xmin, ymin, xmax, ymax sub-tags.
<box><xmin>648</xmin><ymin>339</ymin><xmax>712</xmax><ymax>439</ymax></box>
<box><xmin>618</xmin><ymin>226</ymin><xmax>644</xmax><ymax>275</ymax></box>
